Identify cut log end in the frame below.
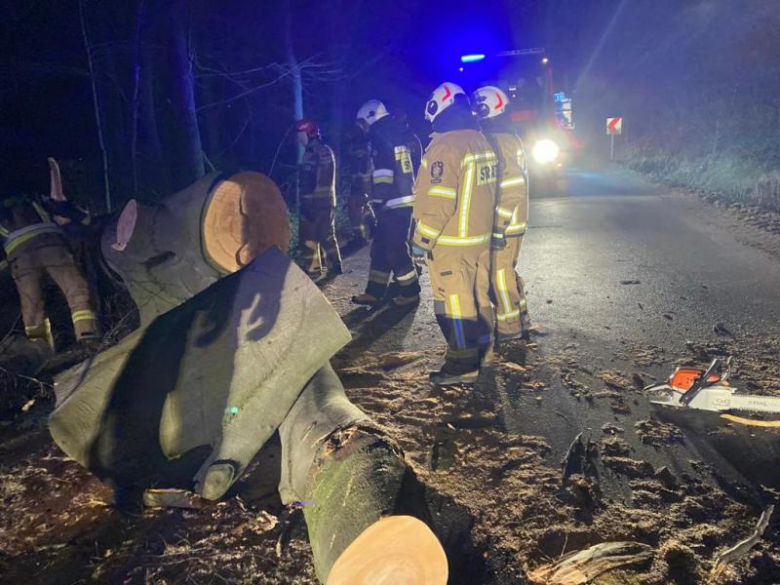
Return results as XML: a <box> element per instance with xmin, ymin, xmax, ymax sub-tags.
<box><xmin>327</xmin><ymin>515</ymin><xmax>448</xmax><ymax>585</ymax></box>
<box><xmin>202</xmin><ymin>172</ymin><xmax>290</xmax><ymax>273</ymax></box>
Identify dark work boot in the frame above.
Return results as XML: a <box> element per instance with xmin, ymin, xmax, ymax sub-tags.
<box><xmin>352</xmin><ymin>293</ymin><xmax>381</xmax><ymax>307</ymax></box>
<box><xmin>520</xmin><ymin>313</ymin><xmax>532</xmax><ymax>341</ymax></box>
<box><xmin>392</xmin><ymin>276</ymin><xmax>421</xmax><ymax>307</ymax></box>
<box><xmin>429</xmin><ymin>360</ymin><xmax>479</xmax><ymax>386</ymax></box>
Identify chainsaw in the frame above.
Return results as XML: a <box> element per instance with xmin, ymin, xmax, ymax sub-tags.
<box><xmin>647</xmin><ymin>358</ymin><xmax>780</xmax><ymax>418</ymax></box>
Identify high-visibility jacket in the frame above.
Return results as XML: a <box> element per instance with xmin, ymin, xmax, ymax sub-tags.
<box><xmin>0</xmin><ymin>195</ymin><xmax>64</xmax><ymax>257</ymax></box>
<box><xmin>369</xmin><ymin>116</ymin><xmax>415</xmax><ymax>210</ymax></box>
<box><xmin>486</xmin><ymin>132</ymin><xmax>528</xmax><ymax>238</ymax></box>
<box><xmin>412</xmin><ymin>129</ymin><xmax>497</xmax><ymax>251</ymax></box>
<box><xmin>299</xmin><ymin>141</ymin><xmax>336</xmax><ymax>207</ymax></box>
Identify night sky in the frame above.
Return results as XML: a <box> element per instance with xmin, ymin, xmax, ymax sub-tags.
<box><xmin>1</xmin><ymin>1</ymin><xmax>777</xmax><ymax>199</ymax></box>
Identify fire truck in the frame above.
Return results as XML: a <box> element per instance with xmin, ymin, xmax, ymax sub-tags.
<box><xmin>458</xmin><ymin>48</ymin><xmax>578</xmax><ymax>194</ymax></box>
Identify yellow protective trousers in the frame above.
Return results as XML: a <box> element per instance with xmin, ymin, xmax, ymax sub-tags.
<box><xmin>490</xmin><ymin>235</ymin><xmax>529</xmax><ymax>339</ymax></box>
<box><xmin>428</xmin><ymin>245</ymin><xmax>493</xmax><ymax>371</ymax></box>
<box><xmin>8</xmin><ymin>233</ymin><xmax>99</xmax><ymax>347</ymax></box>
<box><xmin>299</xmin><ymin>205</ymin><xmax>342</xmax><ymax>273</ymax></box>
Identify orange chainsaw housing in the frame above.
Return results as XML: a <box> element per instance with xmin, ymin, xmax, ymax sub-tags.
<box><xmin>669</xmin><ymin>368</ymin><xmax>722</xmax><ymax>391</ymax></box>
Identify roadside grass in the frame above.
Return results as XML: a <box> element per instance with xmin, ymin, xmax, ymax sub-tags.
<box><xmin>624</xmin><ymin>144</ymin><xmax>780</xmax><ymax>213</ymax></box>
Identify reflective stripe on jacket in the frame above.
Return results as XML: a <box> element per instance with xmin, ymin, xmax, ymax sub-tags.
<box><xmin>369</xmin><ymin>117</ymin><xmax>415</xmax><ymax>208</ymax></box>
<box><xmin>3</xmin><ymin>223</ymin><xmax>64</xmax><ymax>256</ymax></box>
<box><xmin>488</xmin><ymin>132</ymin><xmax>528</xmax><ymax>238</ymax></box>
<box><xmin>0</xmin><ymin>195</ymin><xmax>63</xmax><ymax>255</ymax></box>
<box><xmin>412</xmin><ymin>129</ymin><xmax>497</xmax><ymax>250</ymax></box>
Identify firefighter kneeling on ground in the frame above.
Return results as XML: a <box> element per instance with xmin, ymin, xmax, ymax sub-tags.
<box><xmin>296</xmin><ymin>119</ymin><xmax>343</xmax><ymax>277</ymax></box>
<box><xmin>351</xmin><ymin>99</ymin><xmax>420</xmax><ymax>307</ymax></box>
<box><xmin>473</xmin><ymin>86</ymin><xmax>532</xmax><ymax>343</ymax></box>
<box><xmin>0</xmin><ymin>185</ymin><xmax>100</xmax><ymax>351</ymax></box>
<box><xmin>411</xmin><ymin>83</ymin><xmax>497</xmax><ymax>385</ymax></box>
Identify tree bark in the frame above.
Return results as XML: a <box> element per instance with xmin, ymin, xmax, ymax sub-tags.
<box><xmin>529</xmin><ymin>541</ymin><xmax>654</xmax><ymax>585</ymax></box>
<box><xmin>78</xmin><ymin>0</ymin><xmax>112</xmax><ymax>212</ymax></box>
<box><xmin>285</xmin><ymin>0</ymin><xmax>303</xmax><ymax>211</ymax></box>
<box><xmin>150</xmin><ymin>0</ymin><xmax>205</xmax><ymax>193</ymax></box>
<box><xmin>279</xmin><ymin>365</ymin><xmax>447</xmax><ymax>584</ymax></box>
<box><xmin>129</xmin><ymin>0</ymin><xmax>145</xmax><ymax>196</ymax></box>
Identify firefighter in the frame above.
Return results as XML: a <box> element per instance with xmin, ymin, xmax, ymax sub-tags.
<box><xmin>352</xmin><ymin>99</ymin><xmax>420</xmax><ymax>307</ymax></box>
<box><xmin>0</xmin><ymin>190</ymin><xmax>99</xmax><ymax>351</ymax></box>
<box><xmin>411</xmin><ymin>83</ymin><xmax>497</xmax><ymax>385</ymax></box>
<box><xmin>296</xmin><ymin>119</ymin><xmax>343</xmax><ymax>277</ymax></box>
<box><xmin>473</xmin><ymin>86</ymin><xmax>531</xmax><ymax>341</ymax></box>
<box><xmin>345</xmin><ymin>123</ymin><xmax>376</xmax><ymax>245</ymax></box>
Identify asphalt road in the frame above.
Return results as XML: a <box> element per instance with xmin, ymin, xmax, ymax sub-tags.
<box><xmin>324</xmin><ymin>162</ymin><xmax>780</xmax><ymax>494</ymax></box>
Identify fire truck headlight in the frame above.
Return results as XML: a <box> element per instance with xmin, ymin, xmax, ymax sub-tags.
<box><xmin>532</xmin><ymin>139</ymin><xmax>560</xmax><ymax>165</ymax></box>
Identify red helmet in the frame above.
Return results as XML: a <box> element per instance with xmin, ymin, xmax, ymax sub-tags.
<box><xmin>295</xmin><ymin>119</ymin><xmax>320</xmax><ymax>139</ymax></box>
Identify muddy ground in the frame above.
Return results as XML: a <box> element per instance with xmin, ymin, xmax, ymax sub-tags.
<box><xmin>2</xmin><ymin>187</ymin><xmax>780</xmax><ymax>584</ymax></box>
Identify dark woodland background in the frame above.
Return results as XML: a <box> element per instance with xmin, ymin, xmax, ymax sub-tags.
<box><xmin>1</xmin><ymin>0</ymin><xmax>778</xmax><ymax>211</ymax></box>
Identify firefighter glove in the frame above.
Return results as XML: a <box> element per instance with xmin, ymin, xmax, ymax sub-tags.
<box><xmin>410</xmin><ymin>244</ymin><xmax>430</xmax><ymax>266</ymax></box>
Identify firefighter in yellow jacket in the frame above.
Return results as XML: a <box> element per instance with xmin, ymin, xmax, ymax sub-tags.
<box><xmin>411</xmin><ymin>83</ymin><xmax>497</xmax><ymax>385</ymax></box>
<box><xmin>0</xmin><ymin>186</ymin><xmax>99</xmax><ymax>350</ymax></box>
<box><xmin>296</xmin><ymin>119</ymin><xmax>343</xmax><ymax>276</ymax></box>
<box><xmin>473</xmin><ymin>86</ymin><xmax>531</xmax><ymax>341</ymax></box>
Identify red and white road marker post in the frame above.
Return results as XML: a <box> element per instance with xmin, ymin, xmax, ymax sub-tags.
<box><xmin>606</xmin><ymin>117</ymin><xmax>623</xmax><ymax>161</ymax></box>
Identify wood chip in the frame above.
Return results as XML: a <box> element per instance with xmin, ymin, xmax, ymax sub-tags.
<box><xmin>529</xmin><ymin>541</ymin><xmax>654</xmax><ymax>584</ymax></box>
<box><xmin>504</xmin><ymin>361</ymin><xmax>528</xmax><ymax>373</ymax></box>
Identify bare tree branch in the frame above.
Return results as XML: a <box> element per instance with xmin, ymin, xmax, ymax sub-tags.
<box><xmin>78</xmin><ymin>0</ymin><xmax>112</xmax><ymax>212</ymax></box>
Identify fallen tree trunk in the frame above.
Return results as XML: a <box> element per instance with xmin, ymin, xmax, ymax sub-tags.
<box><xmin>279</xmin><ymin>365</ymin><xmax>448</xmax><ymax>584</ymax></box>
<box><xmin>101</xmin><ymin>171</ymin><xmax>290</xmax><ymax>326</ymax></box>
<box><xmin>48</xmin><ymin>170</ymin><xmax>448</xmax><ymax>582</ymax></box>
<box><xmin>50</xmin><ymin>247</ymin><xmax>349</xmax><ymax>502</ymax></box>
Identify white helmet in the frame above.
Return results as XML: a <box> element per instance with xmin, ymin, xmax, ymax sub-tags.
<box><xmin>424</xmin><ymin>82</ymin><xmax>467</xmax><ymax>122</ymax></box>
<box><xmin>356</xmin><ymin>99</ymin><xmax>389</xmax><ymax>126</ymax></box>
<box><xmin>472</xmin><ymin>86</ymin><xmax>509</xmax><ymax>120</ymax></box>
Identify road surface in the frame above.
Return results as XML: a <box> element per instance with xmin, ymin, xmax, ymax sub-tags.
<box><xmin>4</xmin><ymin>162</ymin><xmax>780</xmax><ymax>584</ymax></box>
<box><xmin>324</xmin><ymin>161</ymin><xmax>780</xmax><ymax>490</ymax></box>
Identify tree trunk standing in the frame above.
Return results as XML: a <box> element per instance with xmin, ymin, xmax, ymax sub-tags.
<box><xmin>149</xmin><ymin>0</ymin><xmax>205</xmax><ymax>194</ymax></box>
<box><xmin>129</xmin><ymin>0</ymin><xmax>145</xmax><ymax>197</ymax></box>
<box><xmin>136</xmin><ymin>41</ymin><xmax>169</xmax><ymax>199</ymax></box>
<box><xmin>78</xmin><ymin>0</ymin><xmax>112</xmax><ymax>212</ymax></box>
<box><xmin>198</xmin><ymin>74</ymin><xmax>224</xmax><ymax>170</ymax></box>
<box><xmin>285</xmin><ymin>0</ymin><xmax>303</xmax><ymax>211</ymax></box>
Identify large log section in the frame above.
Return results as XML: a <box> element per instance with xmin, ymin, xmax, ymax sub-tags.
<box><xmin>49</xmin><ymin>172</ymin><xmax>447</xmax><ymax>584</ymax></box>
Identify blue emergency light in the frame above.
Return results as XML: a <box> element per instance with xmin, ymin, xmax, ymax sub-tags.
<box><xmin>460</xmin><ymin>54</ymin><xmax>486</xmax><ymax>63</ymax></box>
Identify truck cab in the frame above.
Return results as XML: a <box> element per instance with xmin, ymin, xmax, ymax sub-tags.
<box><xmin>458</xmin><ymin>49</ymin><xmax>579</xmax><ymax>195</ymax></box>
